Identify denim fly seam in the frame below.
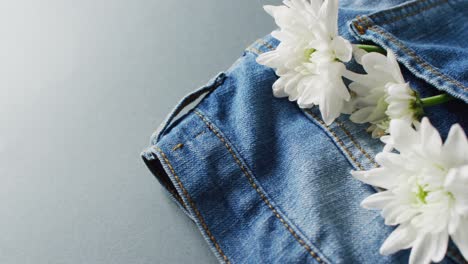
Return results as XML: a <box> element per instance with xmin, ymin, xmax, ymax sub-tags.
<box><xmin>349</xmin><ymin>0</ymin><xmax>468</xmax><ymax>102</ymax></box>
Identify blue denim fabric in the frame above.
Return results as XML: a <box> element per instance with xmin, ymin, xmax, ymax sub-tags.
<box><xmin>348</xmin><ymin>0</ymin><xmax>468</xmax><ymax>103</ymax></box>
<box><xmin>141</xmin><ymin>0</ymin><xmax>468</xmax><ymax>263</ymax></box>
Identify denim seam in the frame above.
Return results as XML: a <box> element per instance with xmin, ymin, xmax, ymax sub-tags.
<box><xmin>353</xmin><ymin>15</ymin><xmax>466</xmax><ymax>92</ymax></box>
<box><xmin>257</xmin><ymin>39</ymin><xmax>276</xmax><ymax>52</ymax></box>
<box><xmin>194</xmin><ymin>109</ymin><xmax>327</xmax><ymax>264</ymax></box>
<box><xmin>245</xmin><ymin>38</ymin><xmax>277</xmax><ymax>56</ymax></box>
<box><xmin>304</xmin><ymin>110</ymin><xmax>387</xmax><ymax>195</ymax></box>
<box><xmin>372</xmin><ymin>25</ymin><xmax>466</xmax><ymax>91</ymax></box>
<box><xmin>163</xmin><ymin>181</ymin><xmax>187</xmax><ymax>208</ymax></box>
<box><xmin>304</xmin><ymin>110</ymin><xmax>365</xmax><ymax>170</ymax></box>
<box><xmin>334</xmin><ymin>120</ymin><xmax>379</xmax><ymax>168</ymax></box>
<box><xmin>154</xmin><ymin>147</ymin><xmax>231</xmax><ymax>264</ymax></box>
<box><xmin>245</xmin><ymin>39</ymin><xmax>264</xmax><ymax>55</ymax></box>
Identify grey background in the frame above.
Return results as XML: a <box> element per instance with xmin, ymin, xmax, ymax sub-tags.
<box><xmin>0</xmin><ymin>0</ymin><xmax>280</xmax><ymax>263</ymax></box>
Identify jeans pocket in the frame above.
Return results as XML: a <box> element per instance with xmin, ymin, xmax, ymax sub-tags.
<box><xmin>349</xmin><ymin>0</ymin><xmax>468</xmax><ymax>103</ymax></box>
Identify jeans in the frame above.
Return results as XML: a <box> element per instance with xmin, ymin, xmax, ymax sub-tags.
<box><xmin>141</xmin><ymin>0</ymin><xmax>468</xmax><ymax>263</ymax></box>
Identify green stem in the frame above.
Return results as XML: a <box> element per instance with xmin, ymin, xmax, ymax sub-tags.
<box><xmin>356</xmin><ymin>44</ymin><xmax>386</xmax><ymax>54</ymax></box>
<box><xmin>420</xmin><ymin>93</ymin><xmax>453</xmax><ymax>107</ymax></box>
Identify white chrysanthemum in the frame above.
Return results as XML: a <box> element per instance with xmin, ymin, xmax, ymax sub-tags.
<box><xmin>256</xmin><ymin>0</ymin><xmax>352</xmax><ymax>125</ymax></box>
<box><xmin>352</xmin><ymin>118</ymin><xmax>468</xmax><ymax>264</ymax></box>
<box><xmin>344</xmin><ymin>50</ymin><xmax>422</xmax><ymax>137</ymax></box>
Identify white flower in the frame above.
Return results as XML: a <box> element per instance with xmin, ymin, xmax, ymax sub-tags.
<box><xmin>256</xmin><ymin>0</ymin><xmax>352</xmax><ymax>125</ymax></box>
<box><xmin>351</xmin><ymin>44</ymin><xmax>368</xmax><ymax>64</ymax></box>
<box><xmin>344</xmin><ymin>49</ymin><xmax>422</xmax><ymax>137</ymax></box>
<box><xmin>352</xmin><ymin>117</ymin><xmax>468</xmax><ymax>264</ymax></box>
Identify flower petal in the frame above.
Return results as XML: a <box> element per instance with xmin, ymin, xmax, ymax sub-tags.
<box><xmin>419</xmin><ymin>117</ymin><xmax>442</xmax><ymax>158</ymax></box>
<box><xmin>256</xmin><ymin>50</ymin><xmax>281</xmax><ymax>68</ymax></box>
<box><xmin>319</xmin><ymin>0</ymin><xmax>338</xmax><ymax>36</ymax></box>
<box><xmin>351</xmin><ymin>168</ymin><xmax>397</xmax><ymax>189</ymax></box>
<box><xmin>452</xmin><ymin>218</ymin><xmax>468</xmax><ymax>260</ymax></box>
<box><xmin>352</xmin><ymin>44</ymin><xmax>368</xmax><ymax>64</ymax></box>
<box><xmin>387</xmin><ymin>119</ymin><xmax>419</xmax><ymax>153</ymax></box>
<box><xmin>375</xmin><ymin>152</ymin><xmax>406</xmax><ymax>171</ymax></box>
<box><xmin>380</xmin><ymin>224</ymin><xmax>416</xmax><ymax>255</ymax></box>
<box><xmin>409</xmin><ymin>232</ymin><xmax>434</xmax><ymax>264</ymax></box>
<box><xmin>396</xmin><ymin>209</ymin><xmax>419</xmax><ymax>224</ymax></box>
<box><xmin>442</xmin><ymin>123</ymin><xmax>468</xmax><ymax>166</ymax></box>
<box><xmin>272</xmin><ymin>77</ymin><xmax>288</xmax><ymax>98</ymax></box>
<box><xmin>350</xmin><ymin>107</ymin><xmax>375</xmax><ymax>123</ymax></box>
<box><xmin>332</xmin><ymin>36</ymin><xmax>352</xmax><ymax>62</ymax></box>
<box><xmin>361</xmin><ymin>52</ymin><xmax>392</xmax><ymax>80</ymax></box>
<box><xmin>386</xmin><ymin>49</ymin><xmax>405</xmax><ymax>84</ymax></box>
<box><xmin>432</xmin><ymin>230</ymin><xmax>449</xmax><ymax>262</ymax></box>
<box><xmin>445</xmin><ymin>165</ymin><xmax>468</xmax><ymax>216</ymax></box>
<box><xmin>361</xmin><ymin>191</ymin><xmax>394</xmax><ymax>210</ymax></box>
<box><xmin>321</xmin><ymin>62</ymin><xmax>350</xmax><ymax>101</ymax></box>
<box><xmin>382</xmin><ymin>202</ymin><xmax>408</xmax><ymax>225</ymax></box>
<box><xmin>319</xmin><ymin>89</ymin><xmax>343</xmax><ymax>125</ymax></box>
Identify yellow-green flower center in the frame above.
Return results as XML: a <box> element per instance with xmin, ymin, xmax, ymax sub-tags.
<box><xmin>304</xmin><ymin>48</ymin><xmax>316</xmax><ymax>59</ymax></box>
<box><xmin>416</xmin><ymin>185</ymin><xmax>429</xmax><ymax>204</ymax></box>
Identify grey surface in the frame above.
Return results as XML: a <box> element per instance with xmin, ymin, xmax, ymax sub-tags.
<box><xmin>0</xmin><ymin>0</ymin><xmax>280</xmax><ymax>263</ymax></box>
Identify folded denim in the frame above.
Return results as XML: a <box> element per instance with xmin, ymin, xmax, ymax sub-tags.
<box><xmin>142</xmin><ymin>0</ymin><xmax>468</xmax><ymax>263</ymax></box>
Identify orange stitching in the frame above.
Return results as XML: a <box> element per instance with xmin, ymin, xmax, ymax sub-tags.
<box><xmin>367</xmin><ymin>24</ymin><xmax>467</xmax><ymax>91</ymax></box>
<box><xmin>353</xmin><ymin>16</ymin><xmax>368</xmax><ymax>35</ymax></box>
<box><xmin>246</xmin><ymin>38</ymin><xmax>277</xmax><ymax>55</ymax></box>
<box><xmin>155</xmin><ymin>147</ymin><xmax>231</xmax><ymax>264</ymax></box>
<box><xmin>245</xmin><ymin>38</ymin><xmax>268</xmax><ymax>55</ymax></box>
<box><xmin>257</xmin><ymin>39</ymin><xmax>276</xmax><ymax>52</ymax></box>
<box><xmin>194</xmin><ymin>110</ymin><xmax>325</xmax><ymax>263</ymax></box>
<box><xmin>304</xmin><ymin>110</ymin><xmax>365</xmax><ymax>170</ymax></box>
<box><xmin>172</xmin><ymin>143</ymin><xmax>184</xmax><ymax>151</ymax></box>
<box><xmin>334</xmin><ymin>120</ymin><xmax>379</xmax><ymax>168</ymax></box>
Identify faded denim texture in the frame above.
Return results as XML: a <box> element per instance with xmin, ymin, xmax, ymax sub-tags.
<box><xmin>141</xmin><ymin>0</ymin><xmax>468</xmax><ymax>263</ymax></box>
